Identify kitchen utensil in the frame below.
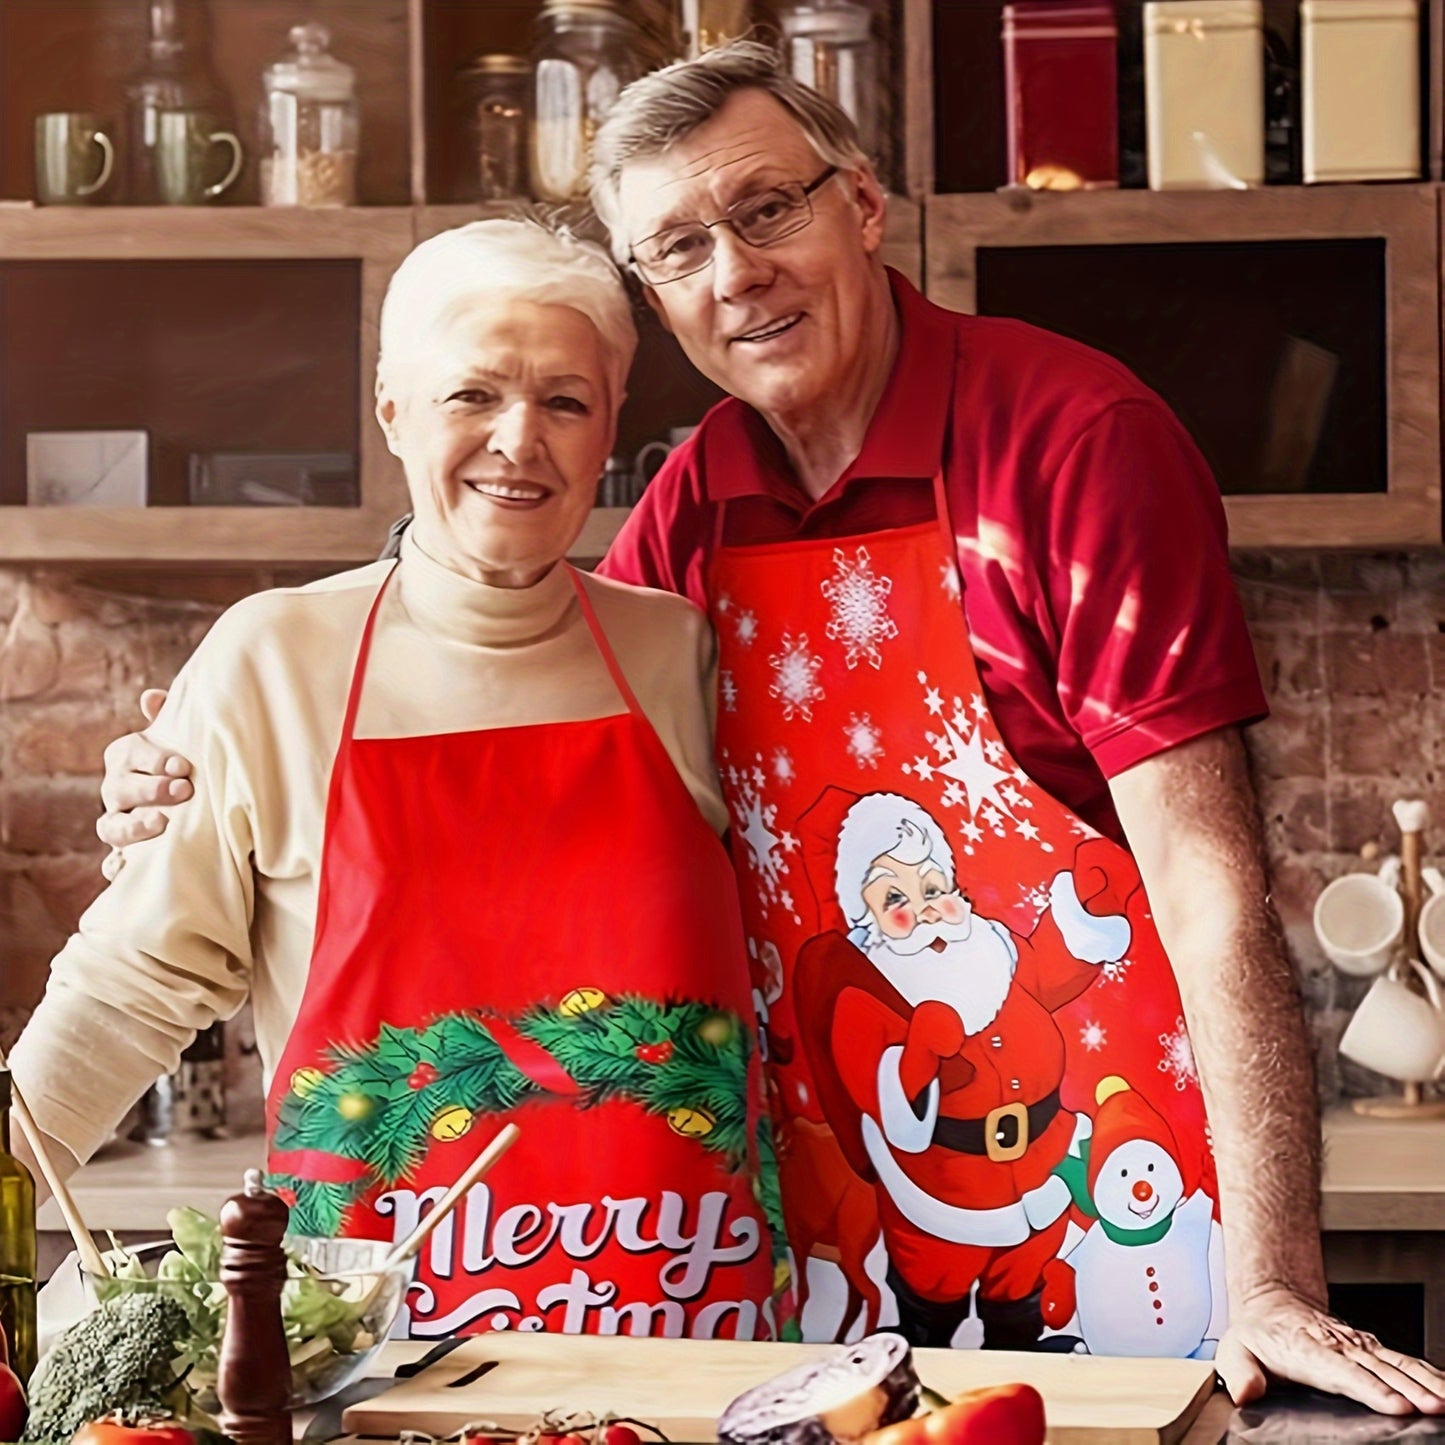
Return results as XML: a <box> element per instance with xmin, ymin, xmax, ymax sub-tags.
<box><xmin>382</xmin><ymin>1121</ymin><xmax>520</xmax><ymax>1270</ymax></box>
<box><xmin>1339</xmin><ymin>957</ymin><xmax>1445</xmax><ymax>1118</ymax></box>
<box><xmin>0</xmin><ymin>1044</ymin><xmax>109</xmax><ymax>1279</ymax></box>
<box><xmin>34</xmin><ymin>113</ymin><xmax>115</xmax><ymax>205</ymax></box>
<box><xmin>1312</xmin><ymin>871</ymin><xmax>1404</xmax><ymax>975</ymax></box>
<box><xmin>345</xmin><ymin>1332</ymin><xmax>1217</xmax><ymax>1443</ymax></box>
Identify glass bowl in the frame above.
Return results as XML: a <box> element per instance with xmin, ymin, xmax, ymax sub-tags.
<box><xmin>70</xmin><ymin>1236</ymin><xmax>415</xmax><ymax>1411</ymax></box>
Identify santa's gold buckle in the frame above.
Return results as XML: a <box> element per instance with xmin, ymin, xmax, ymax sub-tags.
<box><xmin>985</xmin><ymin>1101</ymin><xmax>1029</xmax><ymax>1163</ymax></box>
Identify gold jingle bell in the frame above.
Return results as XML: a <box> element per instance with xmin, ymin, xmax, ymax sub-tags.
<box><xmin>431</xmin><ymin>1104</ymin><xmax>476</xmax><ymax>1141</ymax></box>
<box><xmin>290</xmin><ymin>1066</ymin><xmax>326</xmax><ymax>1098</ymax></box>
<box><xmin>667</xmin><ymin>1105</ymin><xmax>717</xmax><ymax>1138</ymax></box>
<box><xmin>559</xmin><ymin>987</ymin><xmax>609</xmax><ymax>1017</ymax></box>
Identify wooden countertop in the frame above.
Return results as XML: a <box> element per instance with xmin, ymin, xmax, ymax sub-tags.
<box><xmin>39</xmin><ymin>1105</ymin><xmax>1445</xmax><ymax>1236</ymax></box>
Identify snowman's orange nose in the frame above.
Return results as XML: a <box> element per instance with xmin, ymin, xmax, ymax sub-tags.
<box><xmin>1132</xmin><ymin>1179</ymin><xmax>1154</xmax><ymax>1202</ymax></box>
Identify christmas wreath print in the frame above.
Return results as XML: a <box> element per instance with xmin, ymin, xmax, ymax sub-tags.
<box><xmin>268</xmin><ymin>988</ymin><xmax>761</xmax><ymax>1237</ymax></box>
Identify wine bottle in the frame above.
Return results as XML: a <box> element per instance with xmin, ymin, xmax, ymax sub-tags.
<box><xmin>0</xmin><ymin>1070</ymin><xmax>37</xmax><ymax>1385</ymax></box>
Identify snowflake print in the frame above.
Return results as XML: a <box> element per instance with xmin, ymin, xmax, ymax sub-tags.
<box><xmin>768</xmin><ymin>632</ymin><xmax>825</xmax><ymax>721</ymax></box>
<box><xmin>940</xmin><ymin>561</ymin><xmax>961</xmax><ymax>600</ymax></box>
<box><xmin>984</xmin><ymin>738</ymin><xmax>1007</xmax><ymax>764</ymax></box>
<box><xmin>1101</xmin><ymin>956</ymin><xmax>1133</xmax><ymax>985</ymax></box>
<box><xmin>720</xmin><ymin>670</ymin><xmax>739</xmax><ymax>713</ymax></box>
<box><xmin>1158</xmin><ymin>1015</ymin><xmax>1198</xmax><ymax>1091</ymax></box>
<box><xmin>771</xmin><ymin>747</ymin><xmax>796</xmax><ymax>785</ymax></box>
<box><xmin>721</xmin><ymin>750</ymin><xmax>800</xmax><ymax>924</ymax></box>
<box><xmin>715</xmin><ymin>593</ymin><xmax>732</xmax><ymax>615</ymax></box>
<box><xmin>1015</xmin><ymin>818</ymin><xmax>1040</xmax><ymax>843</ymax></box>
<box><xmin>734</xmin><ymin>609</ymin><xmax>759</xmax><ymax>647</ymax></box>
<box><xmin>1080</xmin><ymin>1021</ymin><xmax>1106</xmax><ymax>1052</ymax></box>
<box><xmin>821</xmin><ymin>546</ymin><xmax>898</xmax><ymax>670</ymax></box>
<box><xmin>845</xmin><ymin>712</ymin><xmax>884</xmax><ymax>769</ymax></box>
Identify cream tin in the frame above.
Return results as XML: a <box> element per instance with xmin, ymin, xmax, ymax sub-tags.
<box><xmin>1144</xmin><ymin>0</ymin><xmax>1265</xmax><ymax>189</ymax></box>
<box><xmin>1302</xmin><ymin>0</ymin><xmax>1420</xmax><ymax>183</ymax></box>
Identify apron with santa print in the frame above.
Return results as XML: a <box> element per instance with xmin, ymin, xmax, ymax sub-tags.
<box><xmin>710</xmin><ymin>413</ymin><xmax>1227</xmax><ymax>1358</ymax></box>
<box><xmin>265</xmin><ymin>562</ymin><xmax>778</xmax><ymax>1341</ymax></box>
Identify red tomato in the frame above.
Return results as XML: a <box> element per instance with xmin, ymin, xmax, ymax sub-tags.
<box><xmin>862</xmin><ymin>1385</ymin><xmax>1046</xmax><ymax>1445</ymax></box>
<box><xmin>0</xmin><ymin>1320</ymin><xmax>24</xmax><ymax>1443</ymax></box>
<box><xmin>71</xmin><ymin>1419</ymin><xmax>195</xmax><ymax>1445</ymax></box>
<box><xmin>536</xmin><ymin>1433</ymin><xmax>588</xmax><ymax>1445</ymax></box>
<box><xmin>601</xmin><ymin>1426</ymin><xmax>642</xmax><ymax>1445</ymax></box>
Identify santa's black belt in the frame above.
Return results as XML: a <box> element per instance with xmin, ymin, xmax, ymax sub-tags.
<box><xmin>929</xmin><ymin>1089</ymin><xmax>1061</xmax><ymax>1164</ymax></box>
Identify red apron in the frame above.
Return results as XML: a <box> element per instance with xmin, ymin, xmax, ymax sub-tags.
<box><xmin>711</xmin><ymin>401</ymin><xmax>1226</xmax><ymax>1358</ymax></box>
<box><xmin>267</xmin><ymin>563</ymin><xmax>777</xmax><ymax>1340</ymax></box>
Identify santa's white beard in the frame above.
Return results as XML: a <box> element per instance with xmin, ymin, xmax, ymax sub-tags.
<box><xmin>865</xmin><ymin>919</ymin><xmax>1018</xmax><ymax>1036</ymax></box>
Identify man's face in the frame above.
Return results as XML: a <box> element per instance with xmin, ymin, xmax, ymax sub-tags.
<box><xmin>615</xmin><ymin>89</ymin><xmax>888</xmax><ymax>423</ymax></box>
<box><xmin>377</xmin><ymin>299</ymin><xmax>615</xmax><ymax>588</ymax></box>
<box><xmin>862</xmin><ymin>854</ymin><xmax>971</xmax><ymax>946</ymax></box>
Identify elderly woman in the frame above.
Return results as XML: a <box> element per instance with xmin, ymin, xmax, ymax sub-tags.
<box><xmin>9</xmin><ymin>220</ymin><xmax>776</xmax><ymax>1341</ymax></box>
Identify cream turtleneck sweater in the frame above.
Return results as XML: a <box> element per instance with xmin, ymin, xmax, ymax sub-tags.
<box><xmin>10</xmin><ymin>532</ymin><xmax>724</xmax><ymax>1172</ymax></box>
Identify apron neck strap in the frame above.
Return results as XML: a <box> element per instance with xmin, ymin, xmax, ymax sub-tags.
<box><xmin>567</xmin><ymin>565</ymin><xmax>647</xmax><ymax>720</ymax></box>
<box><xmin>338</xmin><ymin>560</ymin><xmax>399</xmax><ymax>749</ymax></box>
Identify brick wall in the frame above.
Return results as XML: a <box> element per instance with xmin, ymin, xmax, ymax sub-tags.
<box><xmin>2</xmin><ymin>554</ymin><xmax>1439</xmax><ymax>1111</ymax></box>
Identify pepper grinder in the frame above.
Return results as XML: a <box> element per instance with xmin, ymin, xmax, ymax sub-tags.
<box><xmin>217</xmin><ymin>1169</ymin><xmax>291</xmax><ymax>1445</ymax></box>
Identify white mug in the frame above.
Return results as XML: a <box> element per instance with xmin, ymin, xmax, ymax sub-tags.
<box><xmin>1313</xmin><ymin>871</ymin><xmax>1404</xmax><ymax>976</ymax></box>
<box><xmin>1339</xmin><ymin>957</ymin><xmax>1445</xmax><ymax>1082</ymax></box>
<box><xmin>1418</xmin><ymin>883</ymin><xmax>1445</xmax><ymax>981</ymax></box>
<box><xmin>634</xmin><ymin>426</ymin><xmax>697</xmax><ymax>487</ymax></box>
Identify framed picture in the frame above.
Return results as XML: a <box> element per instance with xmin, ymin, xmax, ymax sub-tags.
<box><xmin>27</xmin><ymin>429</ymin><xmax>148</xmax><ymax>506</ymax></box>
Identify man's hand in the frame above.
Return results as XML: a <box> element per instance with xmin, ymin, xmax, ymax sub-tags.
<box><xmin>1218</xmin><ymin>1286</ymin><xmax>1445</xmax><ymax>1416</ymax></box>
<box><xmin>98</xmin><ymin>688</ymin><xmax>191</xmax><ymax>878</ymax></box>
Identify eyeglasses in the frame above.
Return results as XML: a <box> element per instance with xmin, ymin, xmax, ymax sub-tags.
<box><xmin>628</xmin><ymin>166</ymin><xmax>840</xmax><ymax>286</ymax></box>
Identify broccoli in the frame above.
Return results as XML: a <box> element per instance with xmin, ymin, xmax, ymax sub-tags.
<box><xmin>22</xmin><ymin>1293</ymin><xmax>192</xmax><ymax>1442</ymax></box>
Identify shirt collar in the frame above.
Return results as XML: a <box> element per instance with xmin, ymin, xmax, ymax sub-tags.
<box><xmin>701</xmin><ymin>268</ymin><xmax>957</xmax><ymax>505</ymax></box>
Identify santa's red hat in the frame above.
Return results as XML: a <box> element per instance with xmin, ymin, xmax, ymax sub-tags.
<box><xmin>1087</xmin><ymin>1075</ymin><xmax>1182</xmax><ymax>1196</ymax></box>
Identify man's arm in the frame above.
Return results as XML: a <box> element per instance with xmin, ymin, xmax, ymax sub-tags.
<box><xmin>1112</xmin><ymin>726</ymin><xmax>1445</xmax><ymax>1414</ymax></box>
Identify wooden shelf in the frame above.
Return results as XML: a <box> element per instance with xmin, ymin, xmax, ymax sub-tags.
<box><xmin>925</xmin><ymin>183</ymin><xmax>1443</xmax><ymax>547</ymax></box>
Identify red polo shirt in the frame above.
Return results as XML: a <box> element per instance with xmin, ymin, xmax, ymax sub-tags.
<box><xmin>599</xmin><ymin>270</ymin><xmax>1266</xmax><ymax>842</ymax></box>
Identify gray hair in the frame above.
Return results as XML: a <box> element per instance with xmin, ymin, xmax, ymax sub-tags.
<box><xmin>590</xmin><ymin>39</ymin><xmax>869</xmax><ymax>263</ymax></box>
<box><xmin>377</xmin><ymin>217</ymin><xmax>638</xmax><ymax>403</ymax></box>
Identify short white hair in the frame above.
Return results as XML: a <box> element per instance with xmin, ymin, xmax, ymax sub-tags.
<box><xmin>377</xmin><ymin>218</ymin><xmax>638</xmax><ymax>402</ymax></box>
<box><xmin>591</xmin><ymin>39</ymin><xmax>869</xmax><ymax>263</ymax></box>
<box><xmin>835</xmin><ymin>793</ymin><xmax>957</xmax><ymax>930</ymax></box>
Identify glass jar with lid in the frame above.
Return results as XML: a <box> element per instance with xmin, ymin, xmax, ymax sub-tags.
<box><xmin>779</xmin><ymin>1</ymin><xmax>879</xmax><ymax>163</ymax></box>
<box><xmin>531</xmin><ymin>0</ymin><xmax>644</xmax><ymax>203</ymax></box>
<box><xmin>459</xmin><ymin>53</ymin><xmax>531</xmax><ymax>202</ymax></box>
<box><xmin>260</xmin><ymin>22</ymin><xmax>360</xmax><ymax>207</ymax></box>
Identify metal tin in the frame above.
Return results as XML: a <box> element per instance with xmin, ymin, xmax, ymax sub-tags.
<box><xmin>1302</xmin><ymin>0</ymin><xmax>1420</xmax><ymax>183</ymax></box>
<box><xmin>1002</xmin><ymin>2</ymin><xmax>1119</xmax><ymax>190</ymax></box>
<box><xmin>1144</xmin><ymin>0</ymin><xmax>1265</xmax><ymax>189</ymax></box>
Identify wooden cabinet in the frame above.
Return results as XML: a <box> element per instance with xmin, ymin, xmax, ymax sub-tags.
<box><xmin>0</xmin><ymin>0</ymin><xmax>1439</xmax><ymax>563</ymax></box>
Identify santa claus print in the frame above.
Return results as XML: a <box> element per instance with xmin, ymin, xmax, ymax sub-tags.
<box><xmin>792</xmin><ymin>788</ymin><xmax>1140</xmax><ymax>1350</ymax></box>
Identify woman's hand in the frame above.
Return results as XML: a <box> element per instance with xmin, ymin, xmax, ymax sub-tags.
<box><xmin>1218</xmin><ymin>1286</ymin><xmax>1445</xmax><ymax>1415</ymax></box>
<box><xmin>98</xmin><ymin>689</ymin><xmax>192</xmax><ymax>878</ymax></box>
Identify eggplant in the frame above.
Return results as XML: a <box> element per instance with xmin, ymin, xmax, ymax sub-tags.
<box><xmin>717</xmin><ymin>1333</ymin><xmax>920</xmax><ymax>1445</ymax></box>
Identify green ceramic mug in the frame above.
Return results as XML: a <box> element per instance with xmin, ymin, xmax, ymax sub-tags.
<box><xmin>155</xmin><ymin>108</ymin><xmax>243</xmax><ymax>205</ymax></box>
<box><xmin>34</xmin><ymin>112</ymin><xmax>115</xmax><ymax>205</ymax></box>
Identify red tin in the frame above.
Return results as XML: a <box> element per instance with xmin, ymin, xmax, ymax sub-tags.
<box><xmin>1003</xmin><ymin>1</ymin><xmax>1120</xmax><ymax>189</ymax></box>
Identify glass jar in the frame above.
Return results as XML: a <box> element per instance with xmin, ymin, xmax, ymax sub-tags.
<box><xmin>531</xmin><ymin>0</ymin><xmax>643</xmax><ymax>204</ymax></box>
<box><xmin>260</xmin><ymin>22</ymin><xmax>360</xmax><ymax>207</ymax></box>
<box><xmin>779</xmin><ymin>1</ymin><xmax>878</xmax><ymax>162</ymax></box>
<box><xmin>459</xmin><ymin>54</ymin><xmax>531</xmax><ymax>202</ymax></box>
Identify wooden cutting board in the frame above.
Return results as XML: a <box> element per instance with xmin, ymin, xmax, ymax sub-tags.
<box><xmin>343</xmin><ymin>1333</ymin><xmax>1217</xmax><ymax>1444</ymax></box>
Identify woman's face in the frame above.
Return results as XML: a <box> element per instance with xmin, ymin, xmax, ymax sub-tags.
<box><xmin>378</xmin><ymin>298</ymin><xmax>618</xmax><ymax>588</ymax></box>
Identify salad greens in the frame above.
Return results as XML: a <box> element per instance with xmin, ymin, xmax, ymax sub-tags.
<box><xmin>95</xmin><ymin>1207</ymin><xmax>379</xmax><ymax>1395</ymax></box>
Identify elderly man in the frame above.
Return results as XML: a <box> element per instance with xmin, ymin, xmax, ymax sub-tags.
<box><xmin>98</xmin><ymin>43</ymin><xmax>1444</xmax><ymax>1413</ymax></box>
